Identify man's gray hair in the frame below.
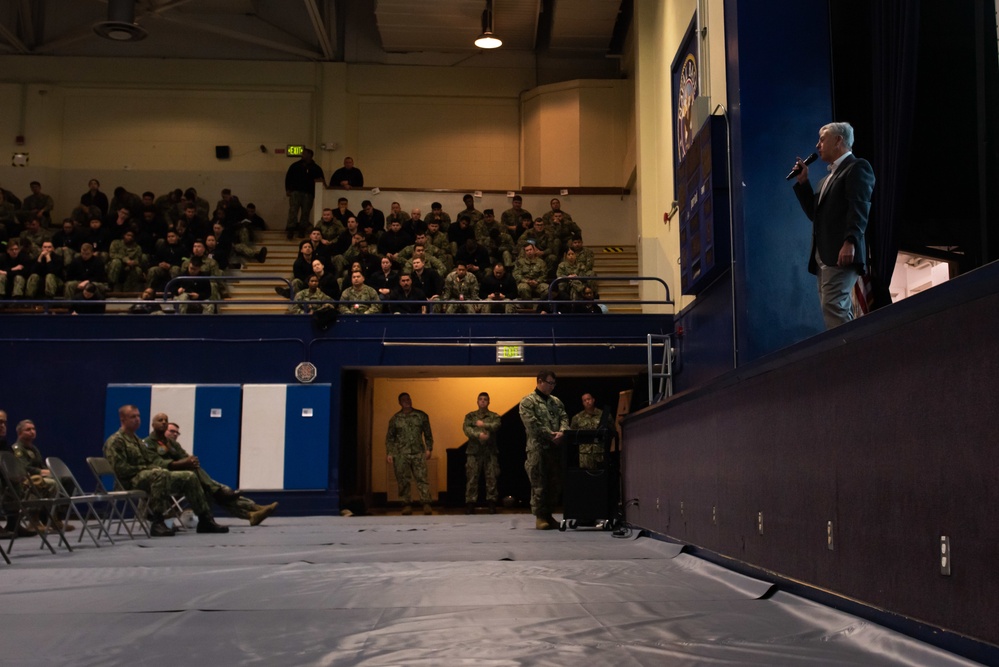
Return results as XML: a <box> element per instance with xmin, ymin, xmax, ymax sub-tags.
<box><xmin>821</xmin><ymin>122</ymin><xmax>855</xmax><ymax>149</ymax></box>
<box><xmin>16</xmin><ymin>419</ymin><xmax>34</xmax><ymax>434</ymax></box>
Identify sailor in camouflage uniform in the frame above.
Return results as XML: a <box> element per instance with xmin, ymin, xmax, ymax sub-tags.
<box><xmin>144</xmin><ymin>414</ymin><xmax>277</xmax><ymax>526</ymax></box>
<box><xmin>462</xmin><ymin>392</ymin><xmax>502</xmax><ymax>514</ymax></box>
<box><xmin>513</xmin><ymin>241</ymin><xmax>549</xmax><ymax>300</ymax></box>
<box><xmin>106</xmin><ymin>229</ymin><xmax>146</xmax><ymax>291</ymax></box>
<box><xmin>103</xmin><ymin>405</ymin><xmax>228</xmax><ymax>536</ymax></box>
<box><xmin>569</xmin><ymin>393</ymin><xmax>606</xmax><ymax>470</ymax></box>
<box><xmin>440</xmin><ymin>262</ymin><xmax>480</xmax><ymax>313</ymax></box>
<box><xmin>338</xmin><ymin>269</ymin><xmax>382</xmax><ymax>314</ymax></box>
<box><xmin>519</xmin><ymin>370</ymin><xmax>568</xmax><ymax>530</ymax></box>
<box><xmin>385</xmin><ymin>393</ymin><xmax>434</xmax><ymax>515</ymax></box>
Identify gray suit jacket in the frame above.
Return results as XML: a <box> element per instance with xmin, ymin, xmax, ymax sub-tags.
<box><xmin>793</xmin><ymin>154</ymin><xmax>875</xmax><ymax>275</ymax></box>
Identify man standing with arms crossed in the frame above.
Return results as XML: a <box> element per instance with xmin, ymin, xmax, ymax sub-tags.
<box><xmin>519</xmin><ymin>370</ymin><xmax>568</xmax><ymax>530</ymax></box>
<box><xmin>386</xmin><ymin>393</ymin><xmax>434</xmax><ymax>516</ymax></box>
<box><xmin>463</xmin><ymin>392</ymin><xmax>501</xmax><ymax>514</ymax></box>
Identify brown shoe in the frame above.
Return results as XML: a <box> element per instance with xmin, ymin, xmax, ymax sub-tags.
<box><xmin>249</xmin><ymin>502</ymin><xmax>278</xmax><ymax>526</ymax></box>
<box><xmin>422</xmin><ymin>504</ymin><xmax>433</xmax><ymax>515</ymax></box>
<box><xmin>535</xmin><ymin>517</ymin><xmax>552</xmax><ymax>530</ymax></box>
<box><xmin>401</xmin><ymin>504</ymin><xmax>413</xmax><ymax>516</ymax></box>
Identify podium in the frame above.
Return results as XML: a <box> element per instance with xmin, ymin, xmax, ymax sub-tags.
<box><xmin>559</xmin><ymin>428</ymin><xmax>619</xmax><ymax>531</ymax></box>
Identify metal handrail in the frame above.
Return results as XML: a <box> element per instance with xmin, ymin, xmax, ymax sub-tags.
<box><xmin>1</xmin><ymin>274</ymin><xmax>676</xmax><ymax>313</ymax></box>
<box><xmin>546</xmin><ymin>275</ymin><xmax>673</xmax><ymax>305</ymax></box>
<box><xmin>164</xmin><ymin>274</ymin><xmax>294</xmax><ymax>301</ymax></box>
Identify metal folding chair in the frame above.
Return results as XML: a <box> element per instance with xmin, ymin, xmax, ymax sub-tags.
<box><xmin>45</xmin><ymin>457</ymin><xmax>116</xmax><ymax>547</ymax></box>
<box><xmin>0</xmin><ymin>451</ymin><xmax>73</xmax><ymax>555</ymax></box>
<box><xmin>86</xmin><ymin>456</ymin><xmax>151</xmax><ymax>539</ymax></box>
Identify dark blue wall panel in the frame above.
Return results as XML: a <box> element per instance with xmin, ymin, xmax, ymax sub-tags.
<box><xmin>283</xmin><ymin>384</ymin><xmax>332</xmax><ymax>490</ymax></box>
<box><xmin>193</xmin><ymin>385</ymin><xmax>242</xmax><ymax>489</ymax></box>
<box><xmin>725</xmin><ymin>0</ymin><xmax>833</xmax><ymax>362</ymax></box>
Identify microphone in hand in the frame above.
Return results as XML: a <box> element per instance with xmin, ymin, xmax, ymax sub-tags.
<box><xmin>786</xmin><ymin>153</ymin><xmax>818</xmax><ymax>181</ymax></box>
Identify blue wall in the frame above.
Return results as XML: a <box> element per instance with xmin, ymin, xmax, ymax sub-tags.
<box><xmin>725</xmin><ymin>0</ymin><xmax>833</xmax><ymax>363</ymax></box>
<box><xmin>0</xmin><ymin>312</ymin><xmax>669</xmax><ymax>514</ymax></box>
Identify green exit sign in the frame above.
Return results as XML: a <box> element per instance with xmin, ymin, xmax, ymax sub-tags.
<box><xmin>286</xmin><ymin>144</ymin><xmax>305</xmax><ymax>157</ymax></box>
<box><xmin>496</xmin><ymin>341</ymin><xmax>525</xmax><ymax>363</ymax></box>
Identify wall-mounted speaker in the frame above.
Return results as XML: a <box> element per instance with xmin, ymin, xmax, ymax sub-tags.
<box><xmin>215</xmin><ymin>145</ymin><xmax>231</xmax><ymax>160</ymax></box>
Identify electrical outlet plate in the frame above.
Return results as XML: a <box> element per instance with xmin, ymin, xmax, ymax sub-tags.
<box><xmin>940</xmin><ymin>536</ymin><xmax>951</xmax><ymax>575</ymax></box>
<box><xmin>827</xmin><ymin>520</ymin><xmax>834</xmax><ymax>550</ymax></box>
<box><xmin>757</xmin><ymin>511</ymin><xmax>763</xmax><ymax>535</ymax></box>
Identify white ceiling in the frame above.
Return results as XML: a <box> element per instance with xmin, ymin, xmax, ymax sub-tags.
<box><xmin>0</xmin><ymin>0</ymin><xmax>628</xmax><ymax>63</ymax></box>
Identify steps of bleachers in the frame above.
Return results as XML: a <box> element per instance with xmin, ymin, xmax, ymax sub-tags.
<box><xmin>216</xmin><ymin>236</ymin><xmax>642</xmax><ymax>315</ymax></box>
<box><xmin>591</xmin><ymin>245</ymin><xmax>640</xmax><ymax>313</ymax></box>
<box><xmin>223</xmin><ymin>230</ymin><xmax>300</xmax><ymax>314</ymax></box>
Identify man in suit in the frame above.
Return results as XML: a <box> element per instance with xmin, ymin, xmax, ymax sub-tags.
<box><xmin>792</xmin><ymin>122</ymin><xmax>875</xmax><ymax>329</ymax></box>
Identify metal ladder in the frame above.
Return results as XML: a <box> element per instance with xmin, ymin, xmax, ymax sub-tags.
<box><xmin>647</xmin><ymin>333</ymin><xmax>674</xmax><ymax>405</ymax></box>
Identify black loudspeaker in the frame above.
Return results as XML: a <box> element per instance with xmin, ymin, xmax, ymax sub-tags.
<box><xmin>215</xmin><ymin>145</ymin><xmax>231</xmax><ymax>160</ymax></box>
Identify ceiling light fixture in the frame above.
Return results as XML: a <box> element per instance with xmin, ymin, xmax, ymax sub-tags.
<box><xmin>474</xmin><ymin>0</ymin><xmax>502</xmax><ymax>49</ymax></box>
<box><xmin>94</xmin><ymin>0</ymin><xmax>148</xmax><ymax>42</ymax></box>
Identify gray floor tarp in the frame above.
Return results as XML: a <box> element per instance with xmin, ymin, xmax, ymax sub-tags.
<box><xmin>0</xmin><ymin>515</ymin><xmax>982</xmax><ymax>666</ymax></box>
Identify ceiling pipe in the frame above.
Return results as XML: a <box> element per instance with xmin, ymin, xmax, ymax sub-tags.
<box><xmin>94</xmin><ymin>0</ymin><xmax>148</xmax><ymax>42</ymax></box>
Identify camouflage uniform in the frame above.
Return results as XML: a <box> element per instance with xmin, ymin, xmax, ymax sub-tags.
<box><xmin>501</xmin><ymin>206</ymin><xmax>532</xmax><ymax>233</ymax></box>
<box><xmin>11</xmin><ymin>438</ymin><xmax>59</xmax><ymax>498</ymax></box>
<box><xmin>103</xmin><ymin>429</ymin><xmax>210</xmax><ymax>516</ymax></box>
<box><xmin>26</xmin><ymin>253</ymin><xmax>65</xmax><ymax>299</ymax></box>
<box><xmin>517</xmin><ymin>228</ymin><xmax>558</xmax><ymax>272</ymax></box>
<box><xmin>556</xmin><ymin>259</ymin><xmax>594</xmax><ymax>301</ymax></box>
<box><xmin>107</xmin><ymin>239</ymin><xmax>146</xmax><ymax>290</ymax></box>
<box><xmin>482</xmin><ymin>230</ymin><xmax>515</xmax><ymax>268</ymax></box>
<box><xmin>541</xmin><ymin>209</ymin><xmax>574</xmax><ymax>226</ymax></box>
<box><xmin>292</xmin><ymin>288</ymin><xmax>334</xmax><ymax>314</ymax></box>
<box><xmin>473</xmin><ymin>218</ymin><xmax>501</xmax><ymax>245</ymax></box>
<box><xmin>424</xmin><ymin>229</ymin><xmax>453</xmax><ymax>263</ymax></box>
<box><xmin>338</xmin><ymin>284</ymin><xmax>381</xmax><ymax>314</ymax></box>
<box><xmin>440</xmin><ymin>271</ymin><xmax>480</xmax><ymax>314</ymax></box>
<box><xmin>317</xmin><ymin>218</ymin><xmax>345</xmax><ymax>243</ymax></box>
<box><xmin>550</xmin><ymin>219</ymin><xmax>583</xmax><ymax>252</ymax></box>
<box><xmin>229</xmin><ymin>225</ymin><xmax>261</xmax><ymax>266</ymax></box>
<box><xmin>513</xmin><ymin>255</ymin><xmax>549</xmax><ymax>300</ymax></box>
<box><xmin>569</xmin><ymin>409</ymin><xmax>605</xmax><ymax>469</ymax></box>
<box><xmin>143</xmin><ymin>434</ymin><xmax>258</xmax><ymax>520</ymax></box>
<box><xmin>519</xmin><ymin>389</ymin><xmax>568</xmax><ymax>519</ymax></box>
<box><xmin>463</xmin><ymin>408</ymin><xmax>501</xmax><ymax>504</ymax></box>
<box><xmin>573</xmin><ymin>246</ymin><xmax>596</xmax><ymax>275</ymax></box>
<box><xmin>18</xmin><ymin>228</ymin><xmax>52</xmax><ymax>259</ymax></box>
<box><xmin>386</xmin><ymin>409</ymin><xmax>434</xmax><ymax>505</ymax></box>
<box><xmin>460</xmin><ymin>208</ymin><xmax>484</xmax><ymax>228</ymax></box>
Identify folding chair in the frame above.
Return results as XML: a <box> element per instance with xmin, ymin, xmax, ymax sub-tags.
<box><xmin>86</xmin><ymin>456</ymin><xmax>151</xmax><ymax>539</ymax></box>
<box><xmin>45</xmin><ymin>457</ymin><xmax>116</xmax><ymax>547</ymax></box>
<box><xmin>0</xmin><ymin>482</ymin><xmax>10</xmax><ymax>564</ymax></box>
<box><xmin>0</xmin><ymin>451</ymin><xmax>73</xmax><ymax>555</ymax></box>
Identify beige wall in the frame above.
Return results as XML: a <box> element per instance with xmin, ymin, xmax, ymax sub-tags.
<box><xmin>632</xmin><ymin>0</ymin><xmax>728</xmax><ymax>312</ymax></box>
<box><xmin>2</xmin><ymin>56</ymin><xmax>623</xmax><ymax>228</ymax></box>
<box><xmin>521</xmin><ymin>80</ymin><xmax>630</xmax><ymax>188</ymax></box>
<box><xmin>370</xmin><ymin>376</ymin><xmax>537</xmax><ymax>496</ymax></box>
